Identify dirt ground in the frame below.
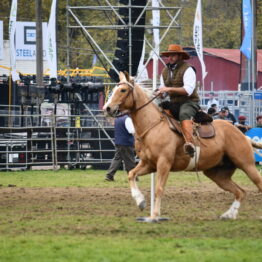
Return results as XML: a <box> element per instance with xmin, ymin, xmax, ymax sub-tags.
<box><xmin>1</xmin><ymin>183</ymin><xmax>261</xmax><ymax>222</ymax></box>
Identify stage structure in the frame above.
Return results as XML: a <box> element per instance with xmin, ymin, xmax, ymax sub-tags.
<box><xmin>66</xmin><ymin>0</ymin><xmax>182</xmax><ymax>83</ymax></box>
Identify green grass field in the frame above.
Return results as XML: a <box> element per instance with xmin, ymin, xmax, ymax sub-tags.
<box><xmin>1</xmin><ymin>168</ymin><xmax>262</xmax><ymax>262</ymax></box>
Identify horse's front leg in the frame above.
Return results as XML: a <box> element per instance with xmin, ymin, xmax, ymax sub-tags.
<box><xmin>128</xmin><ymin>161</ymin><xmax>153</xmax><ymax>210</ymax></box>
<box><xmin>151</xmin><ymin>158</ymin><xmax>171</xmax><ymax>221</ymax></box>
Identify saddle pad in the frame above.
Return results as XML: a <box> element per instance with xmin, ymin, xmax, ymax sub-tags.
<box><xmin>163</xmin><ymin>112</ymin><xmax>215</xmax><ymax>139</ymax></box>
<box><xmin>196</xmin><ymin>124</ymin><xmax>215</xmax><ymax>138</ymax></box>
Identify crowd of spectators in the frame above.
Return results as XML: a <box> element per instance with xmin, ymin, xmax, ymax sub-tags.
<box><xmin>205</xmin><ymin>92</ymin><xmax>262</xmax><ymax>134</ymax></box>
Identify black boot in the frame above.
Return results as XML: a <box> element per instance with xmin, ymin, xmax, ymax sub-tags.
<box><xmin>105</xmin><ymin>175</ymin><xmax>114</xmax><ymax>181</ymax></box>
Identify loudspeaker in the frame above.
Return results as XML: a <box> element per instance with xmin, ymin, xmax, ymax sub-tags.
<box><xmin>117</xmin><ymin>28</ymin><xmax>144</xmax><ymax>39</ymax></box>
<box><xmin>118</xmin><ymin>8</ymin><xmax>146</xmax><ymax>24</ymax></box>
<box><xmin>0</xmin><ymin>83</ymin><xmax>9</xmax><ymax>105</ymax></box>
<box><xmin>115</xmin><ymin>39</ymin><xmax>143</xmax><ymax>50</ymax></box>
<box><xmin>109</xmin><ymin>0</ymin><xmax>147</xmax><ymax>82</ymax></box>
<box><xmin>119</xmin><ymin>0</ymin><xmax>146</xmax><ymax>6</ymax></box>
<box><xmin>115</xmin><ymin>48</ymin><xmax>143</xmax><ymax>63</ymax></box>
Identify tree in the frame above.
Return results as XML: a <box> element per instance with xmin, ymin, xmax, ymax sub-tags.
<box><xmin>0</xmin><ymin>0</ymin><xmax>261</xmax><ymax>69</ymax></box>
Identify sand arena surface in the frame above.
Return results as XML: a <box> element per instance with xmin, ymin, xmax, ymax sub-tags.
<box><xmin>0</xmin><ymin>183</ymin><xmax>261</xmax><ymax>227</ymax></box>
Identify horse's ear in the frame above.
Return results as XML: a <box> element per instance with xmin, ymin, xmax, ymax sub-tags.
<box><xmin>123</xmin><ymin>71</ymin><xmax>130</xmax><ymax>82</ymax></box>
<box><xmin>129</xmin><ymin>76</ymin><xmax>135</xmax><ymax>86</ymax></box>
<box><xmin>119</xmin><ymin>71</ymin><xmax>126</xmax><ymax>82</ymax></box>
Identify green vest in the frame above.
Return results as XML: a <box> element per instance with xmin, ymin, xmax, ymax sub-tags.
<box><xmin>161</xmin><ymin>61</ymin><xmax>199</xmax><ymax>103</ymax></box>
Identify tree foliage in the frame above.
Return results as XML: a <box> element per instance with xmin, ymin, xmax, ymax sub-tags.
<box><xmin>0</xmin><ymin>0</ymin><xmax>261</xmax><ymax>69</ymax></box>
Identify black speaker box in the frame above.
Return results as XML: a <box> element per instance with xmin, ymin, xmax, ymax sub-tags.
<box><xmin>109</xmin><ymin>0</ymin><xmax>147</xmax><ymax>82</ymax></box>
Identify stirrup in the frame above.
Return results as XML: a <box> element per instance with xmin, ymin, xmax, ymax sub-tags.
<box><xmin>183</xmin><ymin>142</ymin><xmax>195</xmax><ymax>158</ymax></box>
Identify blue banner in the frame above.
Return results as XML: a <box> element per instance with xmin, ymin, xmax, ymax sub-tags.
<box><xmin>246</xmin><ymin>128</ymin><xmax>262</xmax><ymax>161</ymax></box>
<box><xmin>254</xmin><ymin>92</ymin><xmax>262</xmax><ymax>100</ymax></box>
<box><xmin>240</xmin><ymin>0</ymin><xmax>252</xmax><ymax>60</ymax></box>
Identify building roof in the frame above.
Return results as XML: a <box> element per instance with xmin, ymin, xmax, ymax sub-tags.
<box><xmin>203</xmin><ymin>48</ymin><xmax>262</xmax><ymax>72</ymax></box>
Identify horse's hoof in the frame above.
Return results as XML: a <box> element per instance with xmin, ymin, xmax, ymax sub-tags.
<box><xmin>138</xmin><ymin>200</ymin><xmax>146</xmax><ymax>210</ymax></box>
<box><xmin>136</xmin><ymin>217</ymin><xmax>158</xmax><ymax>223</ymax></box>
<box><xmin>219</xmin><ymin>213</ymin><xmax>237</xmax><ymax>220</ymax></box>
<box><xmin>136</xmin><ymin>216</ymin><xmax>169</xmax><ymax>223</ymax></box>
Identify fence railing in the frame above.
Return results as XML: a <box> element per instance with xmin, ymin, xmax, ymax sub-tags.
<box><xmin>1</xmin><ymin>89</ymin><xmax>262</xmax><ymax>170</ymax></box>
<box><xmin>199</xmin><ymin>90</ymin><xmax>262</xmax><ymax>126</ymax></box>
<box><xmin>0</xmin><ymin>106</ymin><xmax>115</xmax><ymax>170</ymax></box>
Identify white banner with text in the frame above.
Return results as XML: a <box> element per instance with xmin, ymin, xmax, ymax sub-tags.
<box><xmin>15</xmin><ymin>21</ymin><xmax>48</xmax><ymax>61</ymax></box>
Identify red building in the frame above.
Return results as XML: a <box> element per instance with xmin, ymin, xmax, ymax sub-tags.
<box><xmin>146</xmin><ymin>48</ymin><xmax>262</xmax><ymax>91</ymax></box>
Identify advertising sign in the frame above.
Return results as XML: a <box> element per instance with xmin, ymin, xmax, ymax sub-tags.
<box><xmin>246</xmin><ymin>128</ymin><xmax>262</xmax><ymax>162</ymax></box>
<box><xmin>15</xmin><ymin>21</ymin><xmax>48</xmax><ymax>60</ymax></box>
<box><xmin>254</xmin><ymin>92</ymin><xmax>262</xmax><ymax>100</ymax></box>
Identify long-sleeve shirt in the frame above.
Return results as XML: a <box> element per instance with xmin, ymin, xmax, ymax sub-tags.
<box><xmin>160</xmin><ymin>67</ymin><xmax>196</xmax><ymax>96</ymax></box>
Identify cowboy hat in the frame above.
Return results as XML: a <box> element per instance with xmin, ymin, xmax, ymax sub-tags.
<box><xmin>160</xmin><ymin>44</ymin><xmax>190</xmax><ymax>60</ymax></box>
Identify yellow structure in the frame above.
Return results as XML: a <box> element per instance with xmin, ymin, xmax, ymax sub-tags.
<box><xmin>56</xmin><ymin>66</ymin><xmax>110</xmax><ymax>78</ymax></box>
<box><xmin>0</xmin><ymin>65</ymin><xmax>110</xmax><ymax>78</ymax></box>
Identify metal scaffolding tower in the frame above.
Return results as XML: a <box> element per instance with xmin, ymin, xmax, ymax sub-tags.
<box><xmin>66</xmin><ymin>0</ymin><xmax>182</xmax><ymax>83</ymax></box>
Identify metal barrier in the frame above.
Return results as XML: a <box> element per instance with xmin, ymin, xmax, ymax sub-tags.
<box><xmin>199</xmin><ymin>90</ymin><xmax>262</xmax><ymax>126</ymax></box>
<box><xmin>0</xmin><ymin>105</ymin><xmax>115</xmax><ymax>171</ymax></box>
<box><xmin>1</xmin><ymin>89</ymin><xmax>262</xmax><ymax>170</ymax></box>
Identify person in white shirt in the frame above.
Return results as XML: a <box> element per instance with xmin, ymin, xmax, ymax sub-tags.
<box><xmin>156</xmin><ymin>44</ymin><xmax>200</xmax><ymax>158</ymax></box>
<box><xmin>206</xmin><ymin>92</ymin><xmax>219</xmax><ymax>110</ymax></box>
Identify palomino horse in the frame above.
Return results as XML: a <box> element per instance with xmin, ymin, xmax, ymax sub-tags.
<box><xmin>104</xmin><ymin>72</ymin><xmax>262</xmax><ymax>222</ymax></box>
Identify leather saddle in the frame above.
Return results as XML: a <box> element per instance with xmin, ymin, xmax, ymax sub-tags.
<box><xmin>163</xmin><ymin>112</ymin><xmax>215</xmax><ymax>139</ymax></box>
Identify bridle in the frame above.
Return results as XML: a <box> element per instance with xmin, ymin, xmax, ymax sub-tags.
<box><xmin>115</xmin><ymin>81</ymin><xmax>161</xmax><ymax>116</ymax></box>
<box><xmin>115</xmin><ymin>80</ymin><xmax>165</xmax><ymax>141</ymax></box>
<box><xmin>116</xmin><ymin>81</ymin><xmax>136</xmax><ymax>113</ymax></box>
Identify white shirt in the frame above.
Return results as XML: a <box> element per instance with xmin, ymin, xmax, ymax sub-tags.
<box><xmin>125</xmin><ymin>117</ymin><xmax>135</xmax><ymax>135</ymax></box>
<box><xmin>160</xmin><ymin>67</ymin><xmax>196</xmax><ymax>96</ymax></box>
<box><xmin>206</xmin><ymin>98</ymin><xmax>219</xmax><ymax>109</ymax></box>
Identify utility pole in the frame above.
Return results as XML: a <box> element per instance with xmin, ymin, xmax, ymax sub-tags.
<box><xmin>66</xmin><ymin>0</ymin><xmax>70</xmax><ymax>82</ymax></box>
<box><xmin>251</xmin><ymin>0</ymin><xmax>257</xmax><ymax>91</ymax></box>
<box><xmin>36</xmin><ymin>0</ymin><xmax>44</xmax><ymax>88</ymax></box>
<box><xmin>251</xmin><ymin>0</ymin><xmax>257</xmax><ymax>126</ymax></box>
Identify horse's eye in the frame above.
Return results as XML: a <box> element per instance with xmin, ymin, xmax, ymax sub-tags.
<box><xmin>121</xmin><ymin>89</ymin><xmax>127</xmax><ymax>93</ymax></box>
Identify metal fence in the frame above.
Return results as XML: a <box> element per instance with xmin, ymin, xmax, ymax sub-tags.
<box><xmin>1</xmin><ymin>89</ymin><xmax>262</xmax><ymax>170</ymax></box>
<box><xmin>199</xmin><ymin>90</ymin><xmax>262</xmax><ymax>126</ymax></box>
<box><xmin>0</xmin><ymin>105</ymin><xmax>115</xmax><ymax>171</ymax></box>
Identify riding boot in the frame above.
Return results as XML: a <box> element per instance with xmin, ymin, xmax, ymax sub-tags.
<box><xmin>181</xmin><ymin>120</ymin><xmax>195</xmax><ymax>158</ymax></box>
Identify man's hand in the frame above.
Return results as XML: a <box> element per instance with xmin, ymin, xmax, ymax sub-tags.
<box><xmin>155</xmin><ymin>86</ymin><xmax>188</xmax><ymax>96</ymax></box>
<box><xmin>157</xmin><ymin>86</ymin><xmax>171</xmax><ymax>94</ymax></box>
<box><xmin>154</xmin><ymin>86</ymin><xmax>170</xmax><ymax>98</ymax></box>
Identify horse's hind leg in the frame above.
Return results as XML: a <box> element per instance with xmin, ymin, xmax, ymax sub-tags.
<box><xmin>204</xmin><ymin>167</ymin><xmax>246</xmax><ymax>220</ymax></box>
<box><xmin>128</xmin><ymin>161</ymin><xmax>153</xmax><ymax>210</ymax></box>
<box><xmin>239</xmin><ymin>164</ymin><xmax>262</xmax><ymax>192</ymax></box>
<box><xmin>226</xmin><ymin>139</ymin><xmax>262</xmax><ymax>191</ymax></box>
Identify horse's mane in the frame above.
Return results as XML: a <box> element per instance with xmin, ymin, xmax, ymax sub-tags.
<box><xmin>134</xmin><ymin>82</ymin><xmax>162</xmax><ymax>111</ymax></box>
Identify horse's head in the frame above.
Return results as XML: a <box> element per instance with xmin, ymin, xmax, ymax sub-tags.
<box><xmin>103</xmin><ymin>72</ymin><xmax>135</xmax><ymax>117</ymax></box>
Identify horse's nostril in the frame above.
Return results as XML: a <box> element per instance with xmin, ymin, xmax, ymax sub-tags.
<box><xmin>106</xmin><ymin>106</ymin><xmax>111</xmax><ymax>112</ymax></box>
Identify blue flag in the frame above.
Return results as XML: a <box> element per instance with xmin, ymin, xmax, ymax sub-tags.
<box><xmin>240</xmin><ymin>0</ymin><xmax>252</xmax><ymax>60</ymax></box>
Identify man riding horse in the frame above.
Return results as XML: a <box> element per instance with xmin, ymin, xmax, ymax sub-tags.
<box><xmin>156</xmin><ymin>44</ymin><xmax>200</xmax><ymax>158</ymax></box>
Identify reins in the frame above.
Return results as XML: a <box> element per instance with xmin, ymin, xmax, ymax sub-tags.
<box><xmin>133</xmin><ymin>93</ymin><xmax>161</xmax><ymax>113</ymax></box>
<box><xmin>115</xmin><ymin>81</ymin><xmax>161</xmax><ymax>117</ymax></box>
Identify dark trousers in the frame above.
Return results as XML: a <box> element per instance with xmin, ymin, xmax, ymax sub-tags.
<box><xmin>106</xmin><ymin>145</ymin><xmax>136</xmax><ymax>178</ymax></box>
<box><xmin>178</xmin><ymin>100</ymin><xmax>200</xmax><ymax>121</ymax></box>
